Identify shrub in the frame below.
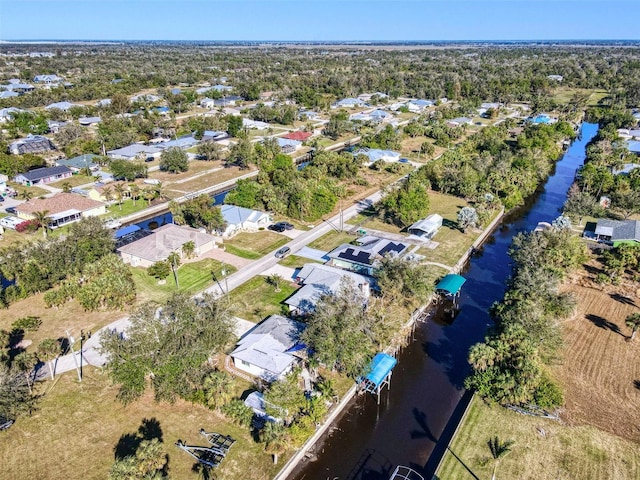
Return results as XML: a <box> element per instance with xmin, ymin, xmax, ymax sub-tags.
<box><xmin>11</xmin><ymin>316</ymin><xmax>41</xmax><ymax>332</ymax></box>
<box><xmin>222</xmin><ymin>399</ymin><xmax>254</xmax><ymax>427</ymax></box>
<box><xmin>15</xmin><ymin>219</ymin><xmax>39</xmax><ymax>233</ymax></box>
<box><xmin>533</xmin><ymin>375</ymin><xmax>564</xmax><ymax>409</ymax></box>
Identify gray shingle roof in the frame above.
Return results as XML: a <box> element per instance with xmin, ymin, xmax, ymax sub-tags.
<box><xmin>595</xmin><ymin>219</ymin><xmax>640</xmax><ymax>242</ymax></box>
<box><xmin>18</xmin><ymin>165</ymin><xmax>71</xmax><ymax>182</ymax></box>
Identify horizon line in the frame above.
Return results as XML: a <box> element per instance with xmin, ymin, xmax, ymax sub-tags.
<box><xmin>2</xmin><ymin>38</ymin><xmax>640</xmax><ymax>43</ymax></box>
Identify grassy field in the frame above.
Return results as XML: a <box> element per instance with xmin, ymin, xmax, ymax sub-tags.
<box><xmin>223</xmin><ymin>231</ymin><xmax>289</xmax><ymax>260</ymax></box>
<box><xmin>307</xmin><ymin>230</ymin><xmax>355</xmax><ymax>251</ymax></box>
<box><xmin>105</xmin><ymin>198</ymin><xmax>150</xmax><ymax>219</ymax></box>
<box><xmin>436</xmin><ymin>396</ymin><xmax>640</xmax><ymax>480</ymax></box>
<box><xmin>165</xmin><ymin>165</ymin><xmax>256</xmax><ymax>195</ymax></box>
<box><xmin>9</xmin><ymin>182</ymin><xmax>49</xmax><ymax>198</ymax></box>
<box><xmin>228</xmin><ymin>275</ymin><xmax>298</xmax><ymax>322</ymax></box>
<box><xmin>0</xmin><ymin>368</ymin><xmax>281</xmax><ymax>480</ymax></box>
<box><xmin>149</xmin><ymin>160</ymin><xmax>222</xmax><ymax>183</ymax></box>
<box><xmin>48</xmin><ymin>174</ymin><xmax>94</xmax><ymax>189</ymax></box>
<box><xmin>131</xmin><ymin>258</ymin><xmax>235</xmax><ymax>304</ymax></box>
<box><xmin>551</xmin><ymin>87</ymin><xmax>608</xmax><ymax>106</ymax></box>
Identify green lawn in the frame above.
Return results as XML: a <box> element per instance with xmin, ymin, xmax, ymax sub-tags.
<box><xmin>9</xmin><ymin>182</ymin><xmax>49</xmax><ymax>198</ymax></box>
<box><xmin>307</xmin><ymin>230</ymin><xmax>355</xmax><ymax>251</ymax></box>
<box><xmin>228</xmin><ymin>275</ymin><xmax>298</xmax><ymax>322</ymax></box>
<box><xmin>105</xmin><ymin>199</ymin><xmax>152</xmax><ymax>219</ymax></box>
<box><xmin>131</xmin><ymin>258</ymin><xmax>235</xmax><ymax>303</ymax></box>
<box><xmin>436</xmin><ymin>396</ymin><xmax>640</xmax><ymax>480</ymax></box>
<box><xmin>278</xmin><ymin>254</ymin><xmax>323</xmax><ymax>269</ymax></box>
<box><xmin>223</xmin><ymin>231</ymin><xmax>289</xmax><ymax>259</ymax></box>
<box><xmin>49</xmin><ymin>174</ymin><xmax>94</xmax><ymax>189</ymax></box>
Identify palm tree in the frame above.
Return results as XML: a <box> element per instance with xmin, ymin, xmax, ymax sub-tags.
<box><xmin>167</xmin><ymin>251</ymin><xmax>181</xmax><ymax>288</ymax></box>
<box><xmin>259</xmin><ymin>422</ymin><xmax>290</xmax><ymax>465</ymax></box>
<box><xmin>129</xmin><ymin>184</ymin><xmax>141</xmax><ymax>206</ymax></box>
<box><xmin>143</xmin><ymin>187</ymin><xmax>156</xmax><ymax>206</ymax></box>
<box><xmin>625</xmin><ymin>312</ymin><xmax>640</xmax><ymax>341</ymax></box>
<box><xmin>101</xmin><ymin>186</ymin><xmax>114</xmax><ymax>203</ymax></box>
<box><xmin>38</xmin><ymin>338</ymin><xmax>60</xmax><ymax>380</ymax></box>
<box><xmin>61</xmin><ymin>181</ymin><xmax>72</xmax><ymax>193</ymax></box>
<box><xmin>488</xmin><ymin>436</ymin><xmax>514</xmax><ymax>480</ymax></box>
<box><xmin>31</xmin><ymin>210</ymin><xmax>51</xmax><ymax>239</ymax></box>
<box><xmin>203</xmin><ymin>370</ymin><xmax>234</xmax><ymax>410</ymax></box>
<box><xmin>20</xmin><ymin>190</ymin><xmax>33</xmax><ymax>202</ymax></box>
<box><xmin>267</xmin><ymin>273</ymin><xmax>283</xmax><ymax>292</ymax></box>
<box><xmin>181</xmin><ymin>240</ymin><xmax>195</xmax><ymax>259</ymax></box>
<box><xmin>113</xmin><ymin>183</ymin><xmax>126</xmax><ymax>211</ymax></box>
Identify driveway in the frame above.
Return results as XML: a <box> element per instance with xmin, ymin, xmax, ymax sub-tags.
<box><xmin>259</xmin><ymin>264</ymin><xmax>297</xmax><ymax>281</ymax></box>
<box><xmin>280</xmin><ymin>228</ymin><xmax>305</xmax><ymax>240</ymax></box>
<box><xmin>199</xmin><ymin>247</ymin><xmax>253</xmax><ymax>269</ymax></box>
<box><xmin>296</xmin><ymin>246</ymin><xmax>329</xmax><ymax>262</ymax></box>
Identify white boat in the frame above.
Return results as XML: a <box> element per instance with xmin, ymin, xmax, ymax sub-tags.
<box><xmin>104</xmin><ymin>218</ymin><xmax>122</xmax><ymax>229</ymax></box>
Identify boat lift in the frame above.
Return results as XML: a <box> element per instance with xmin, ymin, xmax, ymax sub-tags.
<box><xmin>357</xmin><ymin>352</ymin><xmax>398</xmax><ymax>404</ymax></box>
<box><xmin>388</xmin><ymin>465</ymin><xmax>424</xmax><ymax>480</ymax></box>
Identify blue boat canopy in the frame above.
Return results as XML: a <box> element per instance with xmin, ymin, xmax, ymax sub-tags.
<box><xmin>436</xmin><ymin>274</ymin><xmax>466</xmax><ymax>296</ymax></box>
<box><xmin>114</xmin><ymin>224</ymin><xmax>141</xmax><ymax>239</ymax></box>
<box><xmin>364</xmin><ymin>353</ymin><xmax>397</xmax><ymax>387</ymax></box>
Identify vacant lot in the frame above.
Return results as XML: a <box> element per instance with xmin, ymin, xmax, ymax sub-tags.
<box><xmin>436</xmin><ymin>396</ymin><xmax>640</xmax><ymax>480</ymax></box>
<box><xmin>553</xmin><ymin>281</ymin><xmax>640</xmax><ymax>442</ymax></box>
<box><xmin>49</xmin><ymin>174</ymin><xmax>95</xmax><ymax>189</ymax></box>
<box><xmin>224</xmin><ymin>231</ymin><xmax>289</xmax><ymax>259</ymax></box>
<box><xmin>228</xmin><ymin>275</ymin><xmax>298</xmax><ymax>322</ymax></box>
<box><xmin>166</xmin><ymin>165</ymin><xmax>256</xmax><ymax>195</ymax></box>
<box><xmin>307</xmin><ymin>230</ymin><xmax>355</xmax><ymax>252</ymax></box>
<box><xmin>0</xmin><ymin>368</ymin><xmax>281</xmax><ymax>480</ymax></box>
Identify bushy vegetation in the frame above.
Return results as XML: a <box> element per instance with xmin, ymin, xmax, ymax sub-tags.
<box><xmin>0</xmin><ymin>217</ymin><xmax>116</xmax><ymax>307</ymax></box>
<box><xmin>465</xmin><ymin>226</ymin><xmax>588</xmax><ymax>408</ymax></box>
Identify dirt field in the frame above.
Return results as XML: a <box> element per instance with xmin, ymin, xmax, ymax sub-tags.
<box><xmin>555</xmin><ymin>268</ymin><xmax>640</xmax><ymax>442</ymax></box>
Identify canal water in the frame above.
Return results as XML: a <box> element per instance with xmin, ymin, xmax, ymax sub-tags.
<box><xmin>288</xmin><ymin>122</ymin><xmax>599</xmax><ymax>480</ymax></box>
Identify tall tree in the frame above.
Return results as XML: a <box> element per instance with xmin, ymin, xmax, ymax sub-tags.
<box><xmin>100</xmin><ymin>293</ymin><xmax>234</xmax><ymax>404</ymax></box>
<box><xmin>181</xmin><ymin>241</ymin><xmax>195</xmax><ymax>259</ymax></box>
<box><xmin>159</xmin><ymin>147</ymin><xmax>189</xmax><ymax>173</ymax></box>
<box><xmin>488</xmin><ymin>436</ymin><xmax>515</xmax><ymax>480</ymax></box>
<box><xmin>31</xmin><ymin>210</ymin><xmax>51</xmax><ymax>239</ymax></box>
<box><xmin>0</xmin><ymin>364</ymin><xmax>36</xmax><ymax>422</ymax></box>
<box><xmin>38</xmin><ymin>338</ymin><xmax>61</xmax><ymax>380</ymax></box>
<box><xmin>113</xmin><ymin>183</ymin><xmax>127</xmax><ymax>211</ymax></box>
<box><xmin>167</xmin><ymin>252</ymin><xmax>181</xmax><ymax>288</ymax></box>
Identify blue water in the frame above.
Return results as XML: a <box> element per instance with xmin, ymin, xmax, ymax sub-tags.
<box><xmin>290</xmin><ymin>122</ymin><xmax>599</xmax><ymax>480</ymax></box>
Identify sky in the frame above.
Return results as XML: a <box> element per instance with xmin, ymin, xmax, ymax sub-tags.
<box><xmin>1</xmin><ymin>0</ymin><xmax>639</xmax><ymax>42</ymax></box>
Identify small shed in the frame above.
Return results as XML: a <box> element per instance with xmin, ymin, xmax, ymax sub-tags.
<box><xmin>436</xmin><ymin>274</ymin><xmax>466</xmax><ymax>297</ymax></box>
<box><xmin>408</xmin><ymin>214</ymin><xmax>443</xmax><ymax>239</ymax></box>
<box><xmin>358</xmin><ymin>353</ymin><xmax>397</xmax><ymax>404</ymax></box>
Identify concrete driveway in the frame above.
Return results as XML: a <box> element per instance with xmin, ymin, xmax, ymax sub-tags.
<box><xmin>296</xmin><ymin>246</ymin><xmax>329</xmax><ymax>262</ymax></box>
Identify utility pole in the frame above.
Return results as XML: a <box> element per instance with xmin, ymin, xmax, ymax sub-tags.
<box><xmin>65</xmin><ymin>329</ymin><xmax>82</xmax><ymax>382</ymax></box>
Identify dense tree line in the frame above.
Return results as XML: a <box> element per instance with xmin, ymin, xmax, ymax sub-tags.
<box><xmin>423</xmin><ymin>122</ymin><xmax>576</xmax><ymax>208</ymax></box>
<box><xmin>465</xmin><ymin>225</ymin><xmax>588</xmax><ymax>408</ymax></box>
<box><xmin>0</xmin><ymin>217</ymin><xmax>115</xmax><ymax>307</ymax></box>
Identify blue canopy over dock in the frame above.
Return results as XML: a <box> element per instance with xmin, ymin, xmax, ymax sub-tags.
<box><xmin>435</xmin><ymin>274</ymin><xmax>466</xmax><ymax>296</ymax></box>
<box><xmin>114</xmin><ymin>224</ymin><xmax>141</xmax><ymax>239</ymax></box>
<box><xmin>359</xmin><ymin>353</ymin><xmax>397</xmax><ymax>403</ymax></box>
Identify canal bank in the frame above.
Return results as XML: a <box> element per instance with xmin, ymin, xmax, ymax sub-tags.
<box><xmin>284</xmin><ymin>122</ymin><xmax>599</xmax><ymax>480</ymax></box>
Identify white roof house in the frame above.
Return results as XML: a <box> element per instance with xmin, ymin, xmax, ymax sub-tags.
<box><xmin>45</xmin><ymin>101</ymin><xmax>79</xmax><ymax>112</ymax></box>
<box><xmin>242</xmin><ymin>118</ymin><xmax>269</xmax><ymax>130</ymax></box>
<box><xmin>285</xmin><ymin>263</ymin><xmax>371</xmax><ymax>315</ymax></box>
<box><xmin>231</xmin><ymin>315</ymin><xmax>306</xmax><ymax>381</ymax></box>
<box><xmin>333</xmin><ymin>98</ymin><xmax>367</xmax><ymax>109</ymax></box>
<box><xmin>107</xmin><ymin>143</ymin><xmax>163</xmax><ymax>160</ymax></box>
<box><xmin>220</xmin><ymin>204</ymin><xmax>271</xmax><ymax>237</ymax></box>
<box><xmin>0</xmin><ymin>107</ymin><xmax>25</xmax><ymax>123</ymax></box>
<box><xmin>407</xmin><ymin>99</ymin><xmax>434</xmax><ymax>112</ymax></box>
<box><xmin>353</xmin><ymin>148</ymin><xmax>401</xmax><ymax>163</ymax></box>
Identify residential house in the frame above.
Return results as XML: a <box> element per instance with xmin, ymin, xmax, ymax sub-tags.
<box><xmin>285</xmin><ymin>263</ymin><xmax>371</xmax><ymax>315</ymax></box>
<box><xmin>55</xmin><ymin>154</ymin><xmax>99</xmax><ymax>173</ymax></box>
<box><xmin>242</xmin><ymin>118</ymin><xmax>269</xmax><ymax>130</ymax></box>
<box><xmin>612</xmin><ymin>163</ymin><xmax>640</xmax><ymax>176</ymax></box>
<box><xmin>14</xmin><ymin>165</ymin><xmax>72</xmax><ymax>186</ymax></box>
<box><xmin>626</xmin><ymin>140</ymin><xmax>640</xmax><ymax>155</ymax></box>
<box><xmin>16</xmin><ymin>193</ymin><xmax>106</xmax><ymax>228</ymax></box>
<box><xmin>220</xmin><ymin>204</ymin><xmax>271</xmax><ymax>237</ymax></box>
<box><xmin>333</xmin><ymin>97</ymin><xmax>367</xmax><ymax>109</ymax></box>
<box><xmin>45</xmin><ymin>101</ymin><xmax>78</xmax><ymax>112</ymax></box>
<box><xmin>276</xmin><ymin>137</ymin><xmax>302</xmax><ymax>154</ymax></box>
<box><xmin>407</xmin><ymin>99</ymin><xmax>434</xmax><ymax>112</ymax></box>
<box><xmin>0</xmin><ymin>82</ymin><xmax>35</xmax><ymax>93</ymax></box>
<box><xmin>0</xmin><ymin>91</ymin><xmax>19</xmax><ymax>99</ymax></box>
<box><xmin>230</xmin><ymin>315</ymin><xmax>306</xmax><ymax>381</ymax></box>
<box><xmin>211</xmin><ymin>84</ymin><xmax>233</xmax><ymax>92</ymax></box>
<box><xmin>0</xmin><ymin>107</ymin><xmax>25</xmax><ymax>123</ymax></box>
<box><xmin>202</xmin><ymin>130</ymin><xmax>228</xmax><ymax>142</ymax></box>
<box><xmin>594</xmin><ymin>219</ymin><xmax>640</xmax><ymax>247</ymax></box>
<box><xmin>8</xmin><ymin>135</ymin><xmax>55</xmax><ymax>155</ymax></box>
<box><xmin>47</xmin><ymin>119</ymin><xmax>67</xmax><ymax>133</ymax></box>
<box><xmin>327</xmin><ymin>235</ymin><xmax>408</xmax><ymax>276</ymax></box>
<box><xmin>107</xmin><ymin>143</ymin><xmax>162</xmax><ymax>160</ymax></box>
<box><xmin>95</xmin><ymin>98</ymin><xmax>112</xmax><ymax>108</ymax></box>
<box><xmin>33</xmin><ymin>74</ymin><xmax>63</xmax><ymax>84</ymax></box>
<box><xmin>447</xmin><ymin>117</ymin><xmax>473</xmax><ymax>127</ymax></box>
<box><xmin>353</xmin><ymin>148</ymin><xmax>401</xmax><ymax>163</ymax></box>
<box><xmin>548</xmin><ymin>74</ymin><xmax>564</xmax><ymax>82</ymax></box>
<box><xmin>408</xmin><ymin>214</ymin><xmax>443</xmax><ymax>239</ymax></box>
<box><xmin>298</xmin><ymin>110</ymin><xmax>319</xmax><ymax>120</ymax></box>
<box><xmin>214</xmin><ymin>95</ymin><xmax>243</xmax><ymax>107</ymax></box>
<box><xmin>369</xmin><ymin>109</ymin><xmax>393</xmax><ymax>122</ymax></box>
<box><xmin>78</xmin><ymin>116</ymin><xmax>101</xmax><ymax>126</ymax></box>
<box><xmin>357</xmin><ymin>92</ymin><xmax>389</xmax><ymax>102</ymax></box>
<box><xmin>200</xmin><ymin>97</ymin><xmax>217</xmax><ymax>109</ymax></box>
<box><xmin>88</xmin><ymin>182</ymin><xmax>131</xmax><ymax>202</ymax></box>
<box><xmin>130</xmin><ymin>94</ymin><xmax>162</xmax><ymax>103</ymax></box>
<box><xmin>156</xmin><ymin>134</ymin><xmax>199</xmax><ymax>150</ymax></box>
<box><xmin>117</xmin><ymin>223</ymin><xmax>218</xmax><ymax>268</ymax></box>
<box><xmin>283</xmin><ymin>131</ymin><xmax>312</xmax><ymax>142</ymax></box>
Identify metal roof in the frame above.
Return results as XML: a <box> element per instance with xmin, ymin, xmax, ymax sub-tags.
<box><xmin>364</xmin><ymin>353</ymin><xmax>397</xmax><ymax>387</ymax></box>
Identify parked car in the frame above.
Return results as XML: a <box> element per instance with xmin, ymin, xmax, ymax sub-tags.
<box><xmin>277</xmin><ymin>222</ymin><xmax>294</xmax><ymax>230</ymax></box>
<box><xmin>5</xmin><ymin>206</ymin><xmax>17</xmax><ymax>214</ymax></box>
<box><xmin>275</xmin><ymin>246</ymin><xmax>291</xmax><ymax>258</ymax></box>
<box><xmin>269</xmin><ymin>223</ymin><xmax>286</xmax><ymax>232</ymax></box>
<box><xmin>398</xmin><ymin>158</ymin><xmax>410</xmax><ymax>163</ymax></box>
<box><xmin>0</xmin><ymin>195</ymin><xmax>4</xmax><ymax>202</ymax></box>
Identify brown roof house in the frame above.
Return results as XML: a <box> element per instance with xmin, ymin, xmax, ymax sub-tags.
<box><xmin>16</xmin><ymin>193</ymin><xmax>106</xmax><ymax>228</ymax></box>
<box><xmin>118</xmin><ymin>224</ymin><xmax>219</xmax><ymax>268</ymax></box>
